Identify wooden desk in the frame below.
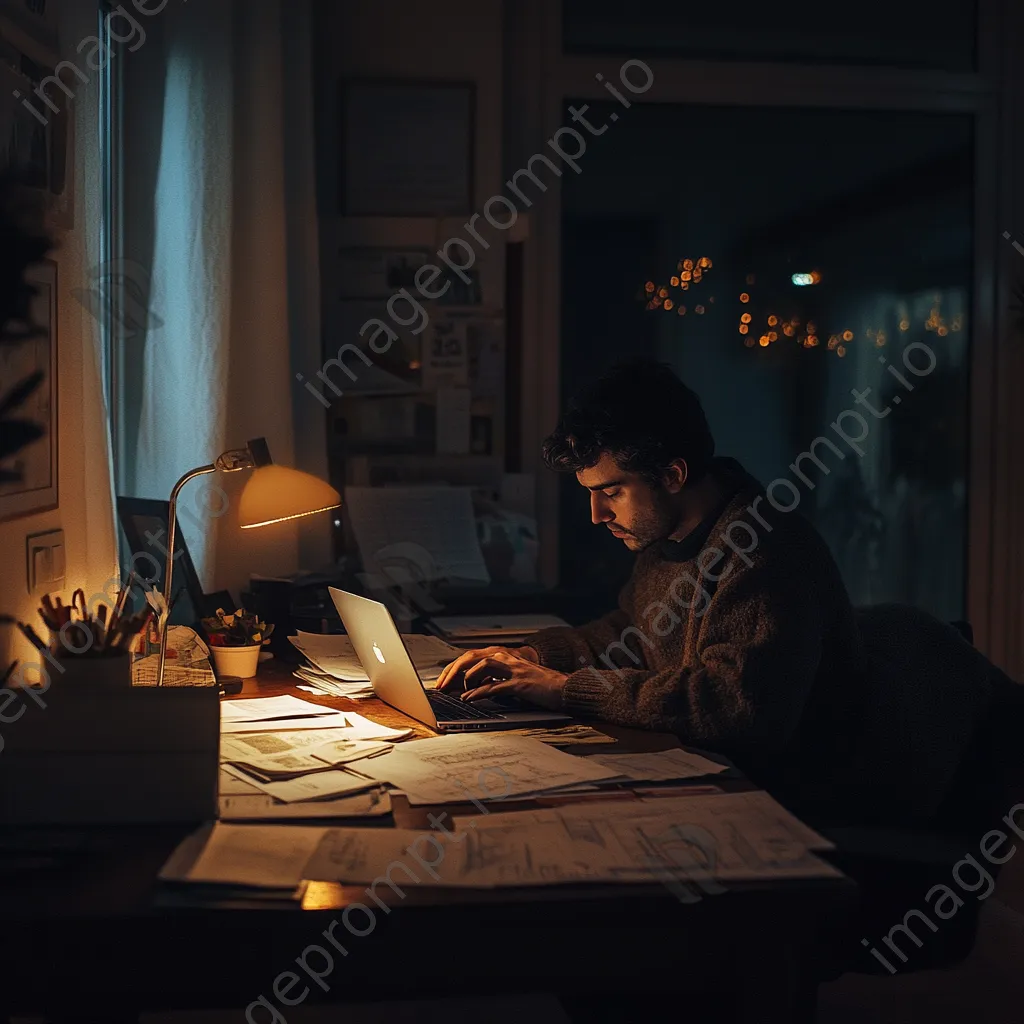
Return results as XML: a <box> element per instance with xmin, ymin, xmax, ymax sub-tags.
<box><xmin>0</xmin><ymin>660</ymin><xmax>855</xmax><ymax>1023</ymax></box>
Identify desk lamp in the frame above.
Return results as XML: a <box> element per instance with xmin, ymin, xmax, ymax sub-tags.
<box><xmin>156</xmin><ymin>437</ymin><xmax>340</xmax><ymax>687</ymax></box>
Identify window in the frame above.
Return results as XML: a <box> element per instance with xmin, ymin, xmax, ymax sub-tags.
<box><xmin>561</xmin><ymin>102</ymin><xmax>972</xmax><ymax>620</ymax></box>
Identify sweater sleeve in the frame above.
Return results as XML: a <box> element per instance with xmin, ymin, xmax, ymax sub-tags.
<box><xmin>560</xmin><ymin>550</ymin><xmax>824</xmax><ymax>751</ymax></box>
<box><xmin>526</xmin><ymin>576</ymin><xmax>639</xmax><ymax>674</ymax></box>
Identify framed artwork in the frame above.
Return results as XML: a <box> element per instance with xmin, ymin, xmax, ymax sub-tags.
<box><xmin>339</xmin><ymin>80</ymin><xmax>475</xmax><ymax>216</ymax></box>
<box><xmin>0</xmin><ymin>0</ymin><xmax>73</xmax><ymax>228</ymax></box>
<box><xmin>115</xmin><ymin>496</ymin><xmax>236</xmax><ymax>628</ymax></box>
<box><xmin>0</xmin><ymin>258</ymin><xmax>57</xmax><ymax>520</ymax></box>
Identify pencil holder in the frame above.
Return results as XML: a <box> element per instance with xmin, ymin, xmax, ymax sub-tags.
<box><xmin>53</xmin><ymin>649</ymin><xmax>133</xmax><ymax>689</ymax></box>
<box><xmin>0</xmin><ymin>675</ymin><xmax>219</xmax><ymax>824</ymax></box>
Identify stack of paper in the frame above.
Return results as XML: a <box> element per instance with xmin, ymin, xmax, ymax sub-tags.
<box><xmin>288</xmin><ymin>631</ymin><xmax>461</xmax><ymax>699</ymax></box>
<box><xmin>218</xmin><ymin>696</ymin><xmax>412</xmax><ymax>819</ymax></box>
<box><xmin>293</xmin><ymin>664</ymin><xmax>375</xmax><ymax>700</ymax></box>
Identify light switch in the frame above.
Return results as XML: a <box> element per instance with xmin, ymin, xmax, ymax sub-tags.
<box><xmin>33</xmin><ymin>546</ymin><xmax>50</xmax><ymax>585</ymax></box>
<box><xmin>27</xmin><ymin>528</ymin><xmax>66</xmax><ymax>596</ymax></box>
<box><xmin>50</xmin><ymin>543</ymin><xmax>64</xmax><ymax>581</ymax></box>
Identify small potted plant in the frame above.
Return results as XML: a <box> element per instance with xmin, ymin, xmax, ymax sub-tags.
<box><xmin>200</xmin><ymin>608</ymin><xmax>274</xmax><ymax>680</ymax></box>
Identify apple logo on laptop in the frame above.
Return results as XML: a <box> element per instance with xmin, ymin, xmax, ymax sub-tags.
<box><xmin>372</xmin><ymin>643</ymin><xmax>386</xmax><ymax>664</ymax></box>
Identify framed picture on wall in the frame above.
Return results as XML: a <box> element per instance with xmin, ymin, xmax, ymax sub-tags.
<box><xmin>0</xmin><ymin>258</ymin><xmax>58</xmax><ymax>521</ymax></box>
<box><xmin>339</xmin><ymin>79</ymin><xmax>475</xmax><ymax>216</ymax></box>
<box><xmin>0</xmin><ymin>0</ymin><xmax>73</xmax><ymax>228</ymax></box>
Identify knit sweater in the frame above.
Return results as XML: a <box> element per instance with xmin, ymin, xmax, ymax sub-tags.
<box><xmin>528</xmin><ymin>459</ymin><xmax>994</xmax><ymax>824</ymax></box>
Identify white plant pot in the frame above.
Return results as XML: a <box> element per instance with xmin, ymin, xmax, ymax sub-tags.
<box><xmin>209</xmin><ymin>644</ymin><xmax>261</xmax><ymax>680</ymax></box>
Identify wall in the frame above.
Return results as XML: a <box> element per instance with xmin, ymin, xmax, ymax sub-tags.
<box><xmin>0</xmin><ymin>0</ymin><xmax>118</xmax><ymax>673</ymax></box>
<box><xmin>313</xmin><ymin>0</ymin><xmax>510</xmax><ymax>509</ymax></box>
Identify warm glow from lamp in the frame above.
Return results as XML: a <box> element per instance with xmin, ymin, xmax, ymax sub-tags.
<box><xmin>238</xmin><ymin>465</ymin><xmax>341</xmax><ymax>529</ymax></box>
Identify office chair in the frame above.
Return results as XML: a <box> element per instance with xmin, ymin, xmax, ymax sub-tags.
<box><xmin>814</xmin><ymin>613</ymin><xmax>1024</xmax><ymax>980</ymax></box>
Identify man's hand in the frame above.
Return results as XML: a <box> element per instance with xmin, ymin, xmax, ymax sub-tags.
<box><xmin>436</xmin><ymin>645</ymin><xmax>567</xmax><ymax>710</ymax></box>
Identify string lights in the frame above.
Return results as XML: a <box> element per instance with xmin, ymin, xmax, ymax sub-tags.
<box><xmin>640</xmin><ymin>261</ymin><xmax>965</xmax><ymax>359</ymax></box>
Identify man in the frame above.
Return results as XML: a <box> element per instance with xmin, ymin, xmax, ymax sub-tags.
<box><xmin>439</xmin><ymin>360</ymin><xmax>1000</xmax><ymax>824</ymax></box>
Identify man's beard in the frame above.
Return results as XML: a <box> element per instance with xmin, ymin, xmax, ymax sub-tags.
<box><xmin>613</xmin><ymin>490</ymin><xmax>677</xmax><ymax>550</ymax></box>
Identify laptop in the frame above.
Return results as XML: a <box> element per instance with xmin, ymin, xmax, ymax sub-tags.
<box><xmin>329</xmin><ymin>588</ymin><xmax>571</xmax><ymax>732</ymax></box>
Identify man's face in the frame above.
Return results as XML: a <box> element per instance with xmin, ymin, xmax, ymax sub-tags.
<box><xmin>577</xmin><ymin>452</ymin><xmax>678</xmax><ymax>552</ymax></box>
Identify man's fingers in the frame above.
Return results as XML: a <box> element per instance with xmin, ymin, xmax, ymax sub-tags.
<box><xmin>463</xmin><ymin>658</ymin><xmax>510</xmax><ymax>687</ymax></box>
<box><xmin>461</xmin><ymin>682</ymin><xmax>496</xmax><ymax>702</ymax></box>
<box><xmin>462</xmin><ymin>679</ymin><xmax>519</xmax><ymax>702</ymax></box>
<box><xmin>437</xmin><ymin>649</ymin><xmax>490</xmax><ymax>690</ymax></box>
<box><xmin>438</xmin><ymin>647</ymin><xmax>516</xmax><ymax>690</ymax></box>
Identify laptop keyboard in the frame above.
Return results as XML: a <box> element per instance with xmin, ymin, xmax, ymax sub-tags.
<box><xmin>427</xmin><ymin>690</ymin><xmax>505</xmax><ymax>721</ymax></box>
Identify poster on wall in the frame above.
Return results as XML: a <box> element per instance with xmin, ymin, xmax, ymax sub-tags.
<box><xmin>0</xmin><ymin>258</ymin><xmax>57</xmax><ymax>521</ymax></box>
<box><xmin>422</xmin><ymin>316</ymin><xmax>469</xmax><ymax>390</ymax></box>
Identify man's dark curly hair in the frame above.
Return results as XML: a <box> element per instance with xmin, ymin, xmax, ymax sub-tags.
<box><xmin>542</xmin><ymin>360</ymin><xmax>715</xmax><ymax>486</ymax></box>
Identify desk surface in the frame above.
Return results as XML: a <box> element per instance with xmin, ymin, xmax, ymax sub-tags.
<box><xmin>0</xmin><ymin>659</ymin><xmax>856</xmax><ymax>1019</ymax></box>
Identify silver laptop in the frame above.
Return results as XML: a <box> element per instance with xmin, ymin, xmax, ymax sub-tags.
<box><xmin>329</xmin><ymin>588</ymin><xmax>571</xmax><ymax>732</ymax></box>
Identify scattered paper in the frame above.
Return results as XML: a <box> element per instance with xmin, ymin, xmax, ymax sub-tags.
<box><xmin>303</xmin><ymin>822</ymin><xmax>623</xmax><ymax>888</ymax></box>
<box><xmin>350</xmin><ymin>734</ymin><xmax>623</xmax><ymax>805</ymax></box>
<box><xmin>221</xmin><ymin>764</ymin><xmax>379</xmax><ymax>804</ymax></box>
<box><xmin>221</xmin><ymin>712</ymin><xmax>352</xmax><ymax>734</ymax></box>
<box><xmin>337</xmin><ymin>710</ymin><xmax>413</xmax><ymax>742</ymax></box>
<box><xmin>503</xmin><ymin>724</ymin><xmax>614</xmax><ymax>747</ymax></box>
<box><xmin>457</xmin><ymin>791</ymin><xmax>837</xmax><ymax>881</ymax></box>
<box><xmin>171</xmin><ymin>788</ymin><xmax>838</xmax><ymax>891</ymax></box>
<box><xmin>221</xmin><ymin>731</ymin><xmax>393</xmax><ymax>779</ymax></box>
<box><xmin>175</xmin><ymin>823</ymin><xmax>327</xmax><ymax>888</ymax></box>
<box><xmin>220</xmin><ymin>706</ymin><xmax>411</xmax><ymax>740</ymax></box>
<box><xmin>220</xmin><ymin>695</ymin><xmax>339</xmax><ymax>725</ymax></box>
<box><xmin>585</xmin><ymin>748</ymin><xmax>730</xmax><ymax>782</ymax></box>
<box><xmin>219</xmin><ymin>768</ymin><xmax>263</xmax><ymax>796</ymax></box>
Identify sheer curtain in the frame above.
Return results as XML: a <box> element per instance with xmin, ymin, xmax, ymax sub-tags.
<box><xmin>124</xmin><ymin>0</ymin><xmax>329</xmax><ymax>599</ymax></box>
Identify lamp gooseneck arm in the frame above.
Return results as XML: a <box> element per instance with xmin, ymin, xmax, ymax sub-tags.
<box><xmin>156</xmin><ymin>463</ymin><xmax>215</xmax><ymax>688</ymax></box>
<box><xmin>162</xmin><ymin>464</ymin><xmax>216</xmax><ymax>606</ymax></box>
<box><xmin>153</xmin><ymin>445</ymin><xmax>259</xmax><ymax>687</ymax></box>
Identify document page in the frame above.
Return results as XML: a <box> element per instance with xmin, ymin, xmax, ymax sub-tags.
<box><xmin>177</xmin><ymin>823</ymin><xmax>328</xmax><ymax>888</ymax></box>
<box><xmin>585</xmin><ymin>748</ymin><xmax>731</xmax><ymax>782</ymax></box>
<box><xmin>345</xmin><ymin>486</ymin><xmax>490</xmax><ymax>583</ymax></box>
<box><xmin>220</xmin><ymin>764</ymin><xmax>380</xmax><ymax>804</ymax></box>
<box><xmin>220</xmin><ymin>694</ymin><xmax>341</xmax><ymax>724</ymax></box>
<box><xmin>302</xmin><ymin>822</ymin><xmax>627</xmax><ymax>888</ymax></box>
<box><xmin>350</xmin><ymin>734</ymin><xmax>624</xmax><ymax>804</ymax></box>
<box><xmin>221</xmin><ymin>731</ymin><xmax>393</xmax><ymax>778</ymax></box>
<box><xmin>454</xmin><ymin>792</ymin><xmax>840</xmax><ymax>882</ymax></box>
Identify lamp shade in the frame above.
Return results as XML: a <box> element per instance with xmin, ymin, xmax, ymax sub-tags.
<box><xmin>238</xmin><ymin>465</ymin><xmax>341</xmax><ymax>529</ymax></box>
